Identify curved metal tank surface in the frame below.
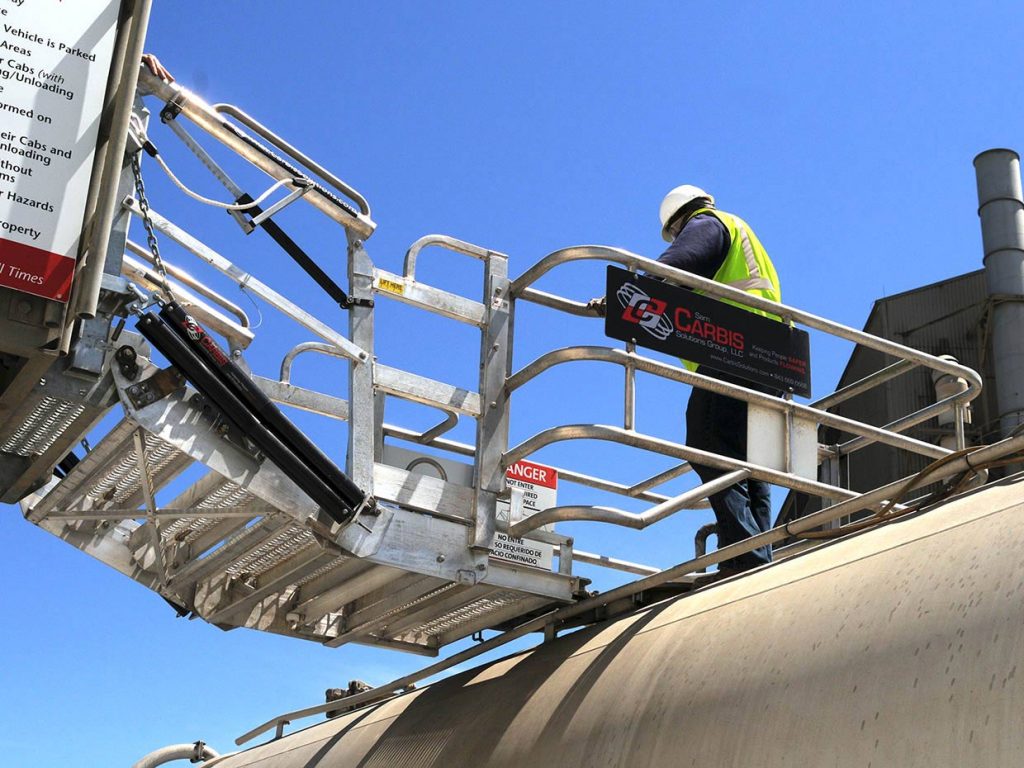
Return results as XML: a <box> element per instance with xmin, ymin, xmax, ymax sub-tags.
<box><xmin>213</xmin><ymin>477</ymin><xmax>1024</xmax><ymax>767</ymax></box>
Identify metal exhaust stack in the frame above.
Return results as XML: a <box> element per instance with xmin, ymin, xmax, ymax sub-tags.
<box><xmin>974</xmin><ymin>149</ymin><xmax>1024</xmax><ymax>437</ymax></box>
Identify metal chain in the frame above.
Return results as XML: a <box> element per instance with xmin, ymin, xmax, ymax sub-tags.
<box><xmin>130</xmin><ymin>152</ymin><xmax>176</xmax><ymax>302</ymax></box>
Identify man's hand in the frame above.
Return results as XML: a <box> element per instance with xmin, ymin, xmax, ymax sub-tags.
<box><xmin>141</xmin><ymin>53</ymin><xmax>174</xmax><ymax>83</ymax></box>
<box><xmin>586</xmin><ymin>296</ymin><xmax>606</xmax><ymax>317</ymax></box>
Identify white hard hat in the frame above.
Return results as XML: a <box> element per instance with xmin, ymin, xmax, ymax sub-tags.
<box><xmin>659</xmin><ymin>185</ymin><xmax>714</xmax><ymax>242</ymax></box>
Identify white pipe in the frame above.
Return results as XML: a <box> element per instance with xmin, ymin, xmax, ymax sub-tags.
<box><xmin>132</xmin><ymin>742</ymin><xmax>219</xmax><ymax>768</ymax></box>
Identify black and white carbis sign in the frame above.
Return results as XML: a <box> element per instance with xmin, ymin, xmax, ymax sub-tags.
<box><xmin>604</xmin><ymin>266</ymin><xmax>811</xmax><ymax>397</ymax></box>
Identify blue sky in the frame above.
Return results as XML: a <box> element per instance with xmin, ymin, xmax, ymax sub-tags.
<box><xmin>3</xmin><ymin>2</ymin><xmax>1023</xmax><ymax>765</ymax></box>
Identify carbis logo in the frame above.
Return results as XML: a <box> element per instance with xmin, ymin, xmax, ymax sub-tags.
<box><xmin>184</xmin><ymin>314</ymin><xmax>203</xmax><ymax>341</ymax></box>
<box><xmin>616</xmin><ymin>282</ymin><xmax>673</xmax><ymax>341</ymax></box>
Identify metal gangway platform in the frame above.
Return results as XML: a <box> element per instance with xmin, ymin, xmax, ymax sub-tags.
<box><xmin>0</xmin><ymin>64</ymin><xmax>984</xmax><ymax>660</ymax></box>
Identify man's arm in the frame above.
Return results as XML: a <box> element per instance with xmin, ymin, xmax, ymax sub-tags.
<box><xmin>587</xmin><ymin>213</ymin><xmax>730</xmax><ymax>316</ymax></box>
<box><xmin>657</xmin><ymin>214</ymin><xmax>730</xmax><ymax>280</ymax></box>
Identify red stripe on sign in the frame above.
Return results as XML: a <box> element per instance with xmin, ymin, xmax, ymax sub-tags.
<box><xmin>506</xmin><ymin>459</ymin><xmax>557</xmax><ymax>489</ymax></box>
<box><xmin>0</xmin><ymin>237</ymin><xmax>75</xmax><ymax>303</ymax></box>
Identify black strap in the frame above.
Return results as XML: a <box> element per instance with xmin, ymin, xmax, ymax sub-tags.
<box><xmin>235</xmin><ymin>193</ymin><xmax>351</xmax><ymax>309</ymax></box>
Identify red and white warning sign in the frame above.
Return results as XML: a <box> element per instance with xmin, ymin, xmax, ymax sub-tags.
<box><xmin>0</xmin><ymin>0</ymin><xmax>122</xmax><ymax>302</ymax></box>
<box><xmin>504</xmin><ymin>459</ymin><xmax>557</xmax><ymax>516</ymax></box>
<box><xmin>492</xmin><ymin>459</ymin><xmax>558</xmax><ymax>570</ymax></box>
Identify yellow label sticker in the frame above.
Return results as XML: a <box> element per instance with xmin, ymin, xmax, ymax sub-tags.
<box><xmin>376</xmin><ymin>277</ymin><xmax>405</xmax><ymax>296</ymax></box>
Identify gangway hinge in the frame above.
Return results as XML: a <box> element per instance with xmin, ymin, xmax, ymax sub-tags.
<box><xmin>121</xmin><ymin>363</ymin><xmax>186</xmax><ymax>410</ymax></box>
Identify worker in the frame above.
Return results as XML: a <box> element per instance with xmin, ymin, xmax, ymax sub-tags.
<box><xmin>591</xmin><ymin>185</ymin><xmax>782</xmax><ymax>578</ymax></box>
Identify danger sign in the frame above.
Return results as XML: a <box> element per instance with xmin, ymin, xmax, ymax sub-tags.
<box><xmin>505</xmin><ymin>459</ymin><xmax>557</xmax><ymax>516</ymax></box>
<box><xmin>492</xmin><ymin>459</ymin><xmax>558</xmax><ymax>570</ymax></box>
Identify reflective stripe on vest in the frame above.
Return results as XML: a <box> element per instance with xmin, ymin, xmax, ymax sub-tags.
<box><xmin>680</xmin><ymin>208</ymin><xmax>782</xmax><ymax>372</ymax></box>
<box><xmin>733</xmin><ymin>224</ymin><xmax>775</xmax><ymax>291</ymax></box>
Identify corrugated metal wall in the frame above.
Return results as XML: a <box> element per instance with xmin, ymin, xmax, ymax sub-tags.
<box><xmin>781</xmin><ymin>269</ymin><xmax>997</xmax><ymax>523</ymax></box>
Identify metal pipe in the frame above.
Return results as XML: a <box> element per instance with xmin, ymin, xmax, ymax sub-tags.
<box><xmin>237</xmin><ymin>427</ymin><xmax>1024</xmax><ymax>747</ymax></box>
<box><xmin>135</xmin><ymin>70</ymin><xmax>374</xmax><ymax>238</ymax></box>
<box><xmin>517</xmin><ymin>286</ymin><xmax>593</xmax><ymax>316</ymax></box>
<box><xmin>542</xmin><ymin>467</ymin><xmax>677</xmax><ymax>505</ymax></box>
<box><xmin>811</xmin><ymin>359</ymin><xmax>918</xmax><ymax>412</ymax></box>
<box><xmin>508</xmin><ymin>470</ymin><xmax>749</xmax><ymax>536</ymax></box>
<box><xmin>122</xmin><ymin>198</ymin><xmax>368</xmax><ymax>364</ymax></box>
<box><xmin>975</xmin><ymin>148</ymin><xmax>1024</xmax><ymax>437</ymax></box>
<box><xmin>509</xmin><ymin>246</ymin><xmax>983</xmax><ymax>399</ymax></box>
<box><xmin>122</xmin><ymin>253</ymin><xmax>253</xmax><ymax>348</ymax></box>
<box><xmin>381</xmin><ymin>425</ymin><xmax>476</xmax><ymax>457</ymax></box>
<box><xmin>508</xmin><ymin>346</ymin><xmax>951</xmax><ymax>461</ymax></box>
<box><xmin>834</xmin><ymin>395</ymin><xmax>967</xmax><ymax>457</ymax></box>
<box><xmin>280</xmin><ymin>341</ymin><xmax>348</xmax><ymax>384</ymax></box>
<box><xmin>693</xmin><ymin>522</ymin><xmax>717</xmax><ymax>572</ymax></box>
<box><xmin>504</xmin><ymin>424</ymin><xmax>861</xmax><ymax>507</ymax></box>
<box><xmin>76</xmin><ymin>1</ymin><xmax>154</xmax><ymax>320</ymax></box>
<box><xmin>131</xmin><ymin>741</ymin><xmax>220</xmax><ymax>768</ymax></box>
<box><xmin>623</xmin><ymin>343</ymin><xmax>636</xmax><ymax>430</ymax></box>
<box><xmin>125</xmin><ymin>241</ymin><xmax>251</xmax><ymax>328</ymax></box>
<box><xmin>403</xmin><ymin>234</ymin><xmax>494</xmax><ymax>281</ymax></box>
<box><xmin>571</xmin><ymin>550</ymin><xmax>660</xmax><ymax>576</ymax></box>
<box><xmin>626</xmin><ymin>462</ymin><xmax>694</xmax><ymax>496</ymax></box>
<box><xmin>212</xmin><ymin>103</ymin><xmax>371</xmax><ymax>217</ymax></box>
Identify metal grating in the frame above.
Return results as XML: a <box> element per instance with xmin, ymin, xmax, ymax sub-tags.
<box><xmin>225</xmin><ymin>525</ymin><xmax>315</xmax><ymax>578</ymax></box>
<box><xmin>293</xmin><ymin>555</ymin><xmax>349</xmax><ymax>587</ymax></box>
<box><xmin>0</xmin><ymin>396</ymin><xmax>85</xmax><ymax>456</ymax></box>
<box><xmin>161</xmin><ymin>481</ymin><xmax>257</xmax><ymax>544</ymax></box>
<box><xmin>87</xmin><ymin>436</ymin><xmax>181</xmax><ymax>505</ymax></box>
<box><xmin>162</xmin><ymin>516</ymin><xmax>220</xmax><ymax>543</ymax></box>
<box><xmin>397</xmin><ymin>590</ymin><xmax>525</xmax><ymax>640</ymax></box>
<box><xmin>373</xmin><ymin>582</ymin><xmax>462</xmax><ymax>630</ymax></box>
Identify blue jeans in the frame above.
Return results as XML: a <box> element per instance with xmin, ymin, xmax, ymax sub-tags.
<box><xmin>686</xmin><ymin>380</ymin><xmax>773</xmax><ymax>570</ymax></box>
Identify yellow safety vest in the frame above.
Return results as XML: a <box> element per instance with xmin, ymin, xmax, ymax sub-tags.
<box><xmin>681</xmin><ymin>208</ymin><xmax>782</xmax><ymax>371</ymax></box>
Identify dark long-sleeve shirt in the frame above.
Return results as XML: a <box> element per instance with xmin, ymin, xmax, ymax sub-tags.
<box><xmin>656</xmin><ymin>213</ymin><xmax>730</xmax><ymax>280</ymax></box>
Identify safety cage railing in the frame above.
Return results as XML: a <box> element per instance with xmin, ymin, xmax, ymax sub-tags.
<box><xmin>0</xmin><ymin>59</ymin><xmax>986</xmax><ymax>670</ymax></box>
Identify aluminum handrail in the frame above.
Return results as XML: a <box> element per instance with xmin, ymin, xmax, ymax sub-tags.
<box><xmin>507</xmin><ymin>469</ymin><xmax>749</xmax><ymax>536</ymax></box>
<box><xmin>280</xmin><ymin>341</ymin><xmax>461</xmax><ymax>445</ymax></box>
<box><xmin>125</xmin><ymin>242</ymin><xmax>251</xmax><ymax>329</ymax></box>
<box><xmin>505</xmin><ymin>423</ymin><xmax>861</xmax><ymax>502</ymax></box>
<box><xmin>212</xmin><ymin>103</ymin><xmax>372</xmax><ymax>218</ymax></box>
<box><xmin>811</xmin><ymin>359</ymin><xmax>919</xmax><ymax>412</ymax></box>
<box><xmin>510</xmin><ymin>245</ymin><xmax>983</xmax><ymax>398</ymax></box>
<box><xmin>122</xmin><ymin>199</ymin><xmax>368</xmax><ymax>365</ymax></box>
<box><xmin>121</xmin><ymin>253</ymin><xmax>254</xmax><ymax>350</ymax></box>
<box><xmin>403</xmin><ymin>234</ymin><xmax>496</xmax><ymax>281</ymax></box>
<box><xmin>508</xmin><ymin>346</ymin><xmax>951</xmax><ymax>461</ymax></box>
<box><xmin>504</xmin><ymin>245</ymin><xmax>982</xmax><ymax>525</ymax></box>
<box><xmin>136</xmin><ymin>69</ymin><xmax>375</xmax><ymax>239</ymax></box>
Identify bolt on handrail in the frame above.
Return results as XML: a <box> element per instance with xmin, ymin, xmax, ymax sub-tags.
<box><xmin>212</xmin><ymin>102</ymin><xmax>372</xmax><ymax>219</ymax></box>
<box><xmin>125</xmin><ymin>242</ymin><xmax>251</xmax><ymax>328</ymax></box>
<box><xmin>403</xmin><ymin>234</ymin><xmax>497</xmax><ymax>282</ymax></box>
<box><xmin>510</xmin><ymin>245</ymin><xmax>983</xmax><ymax>399</ymax></box>
<box><xmin>136</xmin><ymin>69</ymin><xmax>375</xmax><ymax>238</ymax></box>
<box><xmin>279</xmin><ymin>341</ymin><xmax>461</xmax><ymax>445</ymax></box>
<box><xmin>122</xmin><ymin>199</ymin><xmax>368</xmax><ymax>365</ymax></box>
<box><xmin>508</xmin><ymin>469</ymin><xmax>749</xmax><ymax>536</ymax></box>
<box><xmin>508</xmin><ymin>346</ymin><xmax>953</xmax><ymax>462</ymax></box>
<box><xmin>501</xmin><ymin>245</ymin><xmax>981</xmax><ymax>534</ymax></box>
<box><xmin>503</xmin><ymin>424</ymin><xmax>875</xmax><ymax>537</ymax></box>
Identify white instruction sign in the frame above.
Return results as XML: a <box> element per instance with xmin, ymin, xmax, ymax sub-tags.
<box><xmin>491</xmin><ymin>459</ymin><xmax>558</xmax><ymax>570</ymax></box>
<box><xmin>0</xmin><ymin>0</ymin><xmax>122</xmax><ymax>302</ymax></box>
